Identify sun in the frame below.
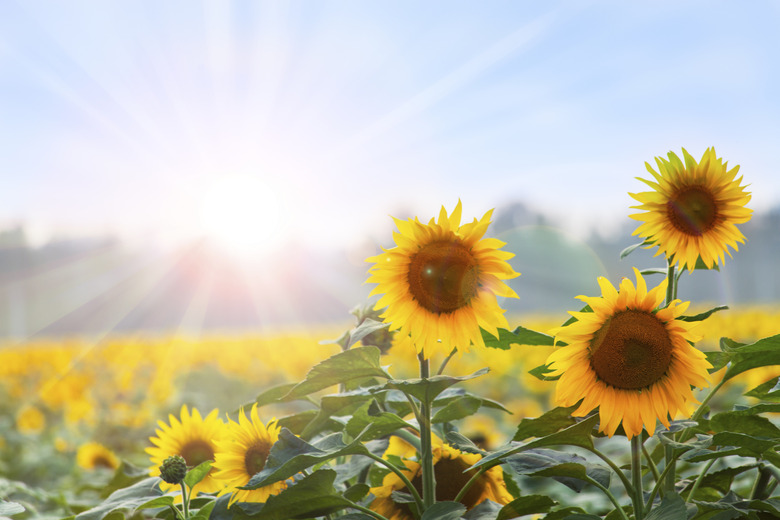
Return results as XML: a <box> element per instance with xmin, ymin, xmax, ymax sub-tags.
<box><xmin>197</xmin><ymin>174</ymin><xmax>289</xmax><ymax>256</ymax></box>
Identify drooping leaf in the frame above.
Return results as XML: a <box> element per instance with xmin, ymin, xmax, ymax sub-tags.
<box><xmin>285</xmin><ymin>346</ymin><xmax>391</xmax><ymax>399</ymax></box>
<box><xmin>513</xmin><ymin>406</ymin><xmax>577</xmax><ymax>442</ymax></box>
<box><xmin>345</xmin><ymin>401</ymin><xmax>414</xmax><ymax>441</ymax></box>
<box><xmin>679</xmin><ymin>305</ymin><xmax>728</xmax><ymax>322</ymax></box>
<box><xmin>75</xmin><ymin>477</ymin><xmax>163</xmax><ymax>520</ymax></box>
<box><xmin>184</xmin><ymin>460</ymin><xmax>212</xmax><ymax>489</ymax></box>
<box><xmin>245</xmin><ymin>429</ymin><xmax>374</xmax><ymax>490</ymax></box>
<box><xmin>505</xmin><ymin>449</ymin><xmax>610</xmax><ymax>492</ymax></box>
<box><xmin>346</xmin><ymin>318</ymin><xmax>391</xmax><ymax>348</ymax></box>
<box><xmin>462</xmin><ymin>499</ymin><xmax>503</xmax><ymax>520</ymax></box>
<box><xmin>482</xmin><ymin>326</ymin><xmax>555</xmax><ymax>350</ymax></box>
<box><xmin>420</xmin><ymin>502</ymin><xmax>467</xmax><ymax>520</ymax></box>
<box><xmin>639</xmin><ymin>268</ymin><xmax>668</xmax><ymax>276</ymax></box>
<box><xmin>744</xmin><ymin>377</ymin><xmax>780</xmax><ymax>401</ymax></box>
<box><xmin>380</xmin><ymin>368</ymin><xmax>489</xmax><ymax>404</ymax></box>
<box><xmin>497</xmin><ymin>495</ymin><xmax>556</xmax><ymax>520</ymax></box>
<box><xmin>445</xmin><ymin>431</ymin><xmax>487</xmax><ymax>456</ymax></box>
<box><xmin>620</xmin><ymin>240</ymin><xmax>650</xmax><ymax>259</ymax></box>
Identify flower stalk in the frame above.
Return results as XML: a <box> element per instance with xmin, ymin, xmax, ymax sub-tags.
<box><xmin>418</xmin><ymin>352</ymin><xmax>436</xmax><ymax>510</ymax></box>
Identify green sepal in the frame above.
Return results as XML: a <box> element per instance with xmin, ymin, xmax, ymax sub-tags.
<box><xmin>284</xmin><ymin>346</ymin><xmax>391</xmax><ymax>400</ymax></box>
<box><xmin>678</xmin><ymin>305</ymin><xmax>728</xmax><ymax>322</ymax></box>
<box><xmin>497</xmin><ymin>495</ymin><xmax>557</xmax><ymax>519</ymax></box>
<box><xmin>481</xmin><ymin>326</ymin><xmax>555</xmax><ymax>350</ymax></box>
<box><xmin>184</xmin><ymin>460</ymin><xmax>212</xmax><ymax>489</ymax></box>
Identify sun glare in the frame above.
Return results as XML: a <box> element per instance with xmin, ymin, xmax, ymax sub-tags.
<box><xmin>197</xmin><ymin>174</ymin><xmax>287</xmax><ymax>256</ymax></box>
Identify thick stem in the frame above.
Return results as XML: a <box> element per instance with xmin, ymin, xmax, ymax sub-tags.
<box><xmin>631</xmin><ymin>436</ymin><xmax>644</xmax><ymax>520</ymax></box>
<box><xmin>180</xmin><ymin>483</ymin><xmax>189</xmax><ymax>520</ymax></box>
<box><xmin>418</xmin><ymin>352</ymin><xmax>436</xmax><ymax>509</ymax></box>
<box><xmin>664</xmin><ymin>261</ymin><xmax>677</xmax><ymax>495</ymax></box>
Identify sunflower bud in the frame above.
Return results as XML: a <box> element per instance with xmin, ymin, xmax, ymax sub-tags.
<box><xmin>159</xmin><ymin>455</ymin><xmax>187</xmax><ymax>484</ymax></box>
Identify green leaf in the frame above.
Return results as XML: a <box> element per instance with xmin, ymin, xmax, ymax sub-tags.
<box><xmin>277</xmin><ymin>410</ymin><xmax>343</xmax><ymax>436</ymax></box>
<box><xmin>620</xmin><ymin>240</ymin><xmax>650</xmax><ymax>259</ymax></box>
<box><xmin>136</xmin><ymin>496</ymin><xmax>175</xmax><ymax>511</ymax></box>
<box><xmin>497</xmin><ymin>495</ymin><xmax>556</xmax><ymax>519</ymax></box>
<box><xmin>75</xmin><ymin>477</ymin><xmax>164</xmax><ymax>520</ymax></box>
<box><xmin>513</xmin><ymin>406</ymin><xmax>577</xmax><ymax>442</ymax></box>
<box><xmin>0</xmin><ymin>502</ymin><xmax>25</xmax><ymax>517</ymax></box>
<box><xmin>541</xmin><ymin>507</ymin><xmax>592</xmax><ymax>520</ymax></box>
<box><xmin>720</xmin><ymin>334</ymin><xmax>780</xmax><ymax>382</ymax></box>
<box><xmin>710</xmin><ymin>409</ymin><xmax>780</xmax><ymax>439</ymax></box>
<box><xmin>238</xmin><ymin>470</ymin><xmax>354</xmax><ymax>520</ymax></box>
<box><xmin>639</xmin><ymin>268</ymin><xmax>668</xmax><ymax>276</ymax></box>
<box><xmin>482</xmin><ymin>326</ymin><xmax>555</xmax><ymax>350</ymax></box>
<box><xmin>285</xmin><ymin>346</ymin><xmax>391</xmax><ymax>399</ymax></box>
<box><xmin>684</xmin><ymin>465</ymin><xmax>757</xmax><ymax>499</ymax></box>
<box><xmin>472</xmin><ymin>415</ymin><xmax>599</xmax><ymax>472</ymax></box>
<box><xmin>343</xmin><ymin>483</ymin><xmax>370</xmax><ymax>503</ymax></box>
<box><xmin>347</xmin><ymin>318</ymin><xmax>390</xmax><ymax>348</ymax></box>
<box><xmin>645</xmin><ymin>493</ymin><xmax>686</xmax><ymax>520</ymax></box>
<box><xmin>253</xmin><ymin>383</ymin><xmax>298</xmax><ymax>407</ymax></box>
<box><xmin>505</xmin><ymin>449</ymin><xmax>610</xmax><ymax>492</ymax></box>
<box><xmin>184</xmin><ymin>460</ymin><xmax>212</xmax><ymax>489</ymax></box>
<box><xmin>744</xmin><ymin>377</ymin><xmax>780</xmax><ymax>401</ymax></box>
<box><xmin>102</xmin><ymin>460</ymin><xmax>152</xmax><ymax>498</ymax></box>
<box><xmin>301</xmin><ymin>388</ymin><xmax>377</xmax><ymax>439</ymax></box>
<box><xmin>527</xmin><ymin>363</ymin><xmax>559</xmax><ymax>382</ymax></box>
<box><xmin>420</xmin><ymin>502</ymin><xmax>467</xmax><ymax>520</ymax></box>
<box><xmin>244</xmin><ymin>429</ymin><xmax>374</xmax><ymax>490</ymax></box>
<box><xmin>432</xmin><ymin>395</ymin><xmax>482</xmax><ymax>423</ymax></box>
<box><xmin>380</xmin><ymin>368</ymin><xmax>489</xmax><ymax>404</ymax></box>
<box><xmin>679</xmin><ymin>305</ymin><xmax>728</xmax><ymax>322</ymax></box>
<box><xmin>705</xmin><ymin>351</ymin><xmax>731</xmax><ymax>374</ymax></box>
<box><xmin>462</xmin><ymin>499</ymin><xmax>503</xmax><ymax>520</ymax></box>
<box><xmin>191</xmin><ymin>499</ymin><xmax>217</xmax><ymax>520</ymax></box>
<box><xmin>344</xmin><ymin>401</ymin><xmax>414</xmax><ymax>441</ymax></box>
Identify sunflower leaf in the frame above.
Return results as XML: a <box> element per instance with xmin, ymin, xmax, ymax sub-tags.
<box><xmin>244</xmin><ymin>430</ymin><xmax>373</xmax><ymax>490</ymax></box>
<box><xmin>74</xmin><ymin>477</ymin><xmax>164</xmax><ymax>520</ymax></box>
<box><xmin>683</xmin><ymin>465</ymin><xmax>758</xmax><ymax>500</ymax></box>
<box><xmin>184</xmin><ymin>461</ymin><xmax>212</xmax><ymax>489</ymax></box>
<box><xmin>745</xmin><ymin>377</ymin><xmax>780</xmax><ymax>401</ymax></box>
<box><xmin>345</xmin><ymin>401</ymin><xmax>414</xmax><ymax>441</ymax></box>
<box><xmin>285</xmin><ymin>346</ymin><xmax>391</xmax><ymax>400</ymax></box>
<box><xmin>505</xmin><ymin>448</ymin><xmax>610</xmax><ymax>492</ymax></box>
<box><xmin>482</xmin><ymin>326</ymin><xmax>555</xmax><ymax>350</ymax></box>
<box><xmin>420</xmin><ymin>502</ymin><xmax>467</xmax><ymax>520</ymax></box>
<box><xmin>462</xmin><ymin>499</ymin><xmax>503</xmax><ymax>520</ymax></box>
<box><xmin>513</xmin><ymin>406</ymin><xmax>578</xmax><ymax>442</ymax></box>
<box><xmin>645</xmin><ymin>493</ymin><xmax>687</xmax><ymax>520</ymax></box>
<box><xmin>432</xmin><ymin>395</ymin><xmax>482</xmax><ymax>423</ymax></box>
<box><xmin>346</xmin><ymin>318</ymin><xmax>390</xmax><ymax>349</ymax></box>
<box><xmin>528</xmin><ymin>362</ymin><xmax>559</xmax><ymax>381</ymax></box>
<box><xmin>0</xmin><ymin>502</ymin><xmax>24</xmax><ymax>517</ymax></box>
<box><xmin>718</xmin><ymin>334</ymin><xmax>780</xmax><ymax>382</ymax></box>
<box><xmin>379</xmin><ymin>368</ymin><xmax>489</xmax><ymax>404</ymax></box>
<box><xmin>251</xmin><ymin>383</ymin><xmax>298</xmax><ymax>408</ymax></box>
<box><xmin>497</xmin><ymin>495</ymin><xmax>556</xmax><ymax>520</ymax></box>
<box><xmin>620</xmin><ymin>240</ymin><xmax>651</xmax><ymax>260</ymax></box>
<box><xmin>710</xmin><ymin>408</ymin><xmax>780</xmax><ymax>439</ymax></box>
<box><xmin>678</xmin><ymin>305</ymin><xmax>728</xmax><ymax>322</ymax></box>
<box><xmin>445</xmin><ymin>431</ymin><xmax>487</xmax><ymax>456</ymax></box>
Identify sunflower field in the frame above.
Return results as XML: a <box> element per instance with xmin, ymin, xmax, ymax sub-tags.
<box><xmin>3</xmin><ymin>148</ymin><xmax>780</xmax><ymax>520</ymax></box>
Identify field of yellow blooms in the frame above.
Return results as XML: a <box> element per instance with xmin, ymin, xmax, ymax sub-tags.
<box><xmin>2</xmin><ymin>305</ymin><xmax>779</xmax><ymax>519</ymax></box>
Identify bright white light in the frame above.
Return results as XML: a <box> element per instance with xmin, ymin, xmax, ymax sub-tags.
<box><xmin>197</xmin><ymin>174</ymin><xmax>288</xmax><ymax>256</ymax></box>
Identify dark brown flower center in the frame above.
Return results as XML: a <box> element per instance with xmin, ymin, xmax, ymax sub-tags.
<box><xmin>180</xmin><ymin>439</ymin><xmax>214</xmax><ymax>467</ymax></box>
<box><xmin>244</xmin><ymin>441</ymin><xmax>271</xmax><ymax>476</ymax></box>
<box><xmin>93</xmin><ymin>455</ymin><xmax>115</xmax><ymax>469</ymax></box>
<box><xmin>589</xmin><ymin>310</ymin><xmax>674</xmax><ymax>390</ymax></box>
<box><xmin>407</xmin><ymin>240</ymin><xmax>478</xmax><ymax>314</ymax></box>
<box><xmin>666</xmin><ymin>186</ymin><xmax>719</xmax><ymax>236</ymax></box>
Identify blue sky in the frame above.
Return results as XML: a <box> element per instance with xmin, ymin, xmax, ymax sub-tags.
<box><xmin>2</xmin><ymin>0</ymin><xmax>779</xmax><ymax>252</ymax></box>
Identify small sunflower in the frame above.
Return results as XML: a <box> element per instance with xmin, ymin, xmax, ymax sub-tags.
<box><xmin>76</xmin><ymin>442</ymin><xmax>120</xmax><ymax>471</ymax></box>
<box><xmin>370</xmin><ymin>438</ymin><xmax>512</xmax><ymax>519</ymax></box>
<box><xmin>629</xmin><ymin>147</ymin><xmax>752</xmax><ymax>271</ymax></box>
<box><xmin>146</xmin><ymin>405</ymin><xmax>226</xmax><ymax>496</ymax></box>
<box><xmin>366</xmin><ymin>201</ymin><xmax>519</xmax><ymax>359</ymax></box>
<box><xmin>212</xmin><ymin>404</ymin><xmax>286</xmax><ymax>506</ymax></box>
<box><xmin>546</xmin><ymin>269</ymin><xmax>711</xmax><ymax>439</ymax></box>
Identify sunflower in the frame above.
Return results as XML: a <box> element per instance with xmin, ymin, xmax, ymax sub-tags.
<box><xmin>366</xmin><ymin>201</ymin><xmax>519</xmax><ymax>359</ymax></box>
<box><xmin>146</xmin><ymin>405</ymin><xmax>226</xmax><ymax>496</ymax></box>
<box><xmin>212</xmin><ymin>404</ymin><xmax>286</xmax><ymax>506</ymax></box>
<box><xmin>546</xmin><ymin>269</ymin><xmax>711</xmax><ymax>439</ymax></box>
<box><xmin>629</xmin><ymin>147</ymin><xmax>752</xmax><ymax>271</ymax></box>
<box><xmin>370</xmin><ymin>438</ymin><xmax>512</xmax><ymax>519</ymax></box>
<box><xmin>76</xmin><ymin>442</ymin><xmax>120</xmax><ymax>471</ymax></box>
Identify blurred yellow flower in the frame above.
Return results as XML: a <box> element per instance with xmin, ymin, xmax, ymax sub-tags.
<box><xmin>630</xmin><ymin>147</ymin><xmax>752</xmax><ymax>271</ymax></box>
<box><xmin>367</xmin><ymin>201</ymin><xmax>519</xmax><ymax>359</ymax></box>
<box><xmin>77</xmin><ymin>442</ymin><xmax>120</xmax><ymax>470</ymax></box>
<box><xmin>16</xmin><ymin>404</ymin><xmax>46</xmax><ymax>434</ymax></box>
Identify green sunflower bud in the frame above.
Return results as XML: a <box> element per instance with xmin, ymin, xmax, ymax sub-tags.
<box><xmin>159</xmin><ymin>455</ymin><xmax>187</xmax><ymax>485</ymax></box>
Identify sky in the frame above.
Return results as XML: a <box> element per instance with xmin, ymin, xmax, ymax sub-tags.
<box><xmin>2</xmin><ymin>0</ymin><xmax>780</xmax><ymax>255</ymax></box>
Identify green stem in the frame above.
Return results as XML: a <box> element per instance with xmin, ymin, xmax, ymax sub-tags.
<box><xmin>393</xmin><ymin>429</ymin><xmax>423</xmax><ymax>450</ymax></box>
<box><xmin>437</xmin><ymin>348</ymin><xmax>458</xmax><ymax>375</ymax></box>
<box><xmin>647</xmin><ymin>451</ymin><xmax>680</xmax><ymax>510</ymax></box>
<box><xmin>365</xmin><ymin>453</ymin><xmax>425</xmax><ymax>512</ymax></box>
<box><xmin>663</xmin><ymin>261</ymin><xmax>677</xmax><ymax>495</ymax></box>
<box><xmin>179</xmin><ymin>482</ymin><xmax>189</xmax><ymax>520</ymax></box>
<box><xmin>169</xmin><ymin>505</ymin><xmax>185</xmax><ymax>520</ymax></box>
<box><xmin>584</xmin><ymin>475</ymin><xmax>630</xmax><ymax>520</ymax></box>
<box><xmin>641</xmin><ymin>443</ymin><xmax>662</xmax><ymax>487</ymax></box>
<box><xmin>631</xmin><ymin>436</ymin><xmax>644</xmax><ymax>520</ymax></box>
<box><xmin>453</xmin><ymin>466</ymin><xmax>488</xmax><ymax>504</ymax></box>
<box><xmin>686</xmin><ymin>458</ymin><xmax>715</xmax><ymax>503</ymax></box>
<box><xmin>750</xmin><ymin>465</ymin><xmax>773</xmax><ymax>500</ymax></box>
<box><xmin>665</xmin><ymin>261</ymin><xmax>676</xmax><ymax>305</ymax></box>
<box><xmin>678</xmin><ymin>379</ymin><xmax>726</xmax><ymax>444</ymax></box>
<box><xmin>589</xmin><ymin>447</ymin><xmax>635</xmax><ymax>497</ymax></box>
<box><xmin>418</xmin><ymin>352</ymin><xmax>436</xmax><ymax>510</ymax></box>
<box><xmin>347</xmin><ymin>501</ymin><xmax>392</xmax><ymax>520</ymax></box>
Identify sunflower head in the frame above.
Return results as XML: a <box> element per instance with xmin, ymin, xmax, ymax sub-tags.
<box><xmin>369</xmin><ymin>438</ymin><xmax>512</xmax><ymax>519</ymax></box>
<box><xmin>146</xmin><ymin>405</ymin><xmax>227</xmax><ymax>496</ymax></box>
<box><xmin>212</xmin><ymin>404</ymin><xmax>286</xmax><ymax>506</ymax></box>
<box><xmin>76</xmin><ymin>441</ymin><xmax>120</xmax><ymax>471</ymax></box>
<box><xmin>366</xmin><ymin>201</ymin><xmax>519</xmax><ymax>359</ymax></box>
<box><xmin>546</xmin><ymin>268</ymin><xmax>712</xmax><ymax>439</ymax></box>
<box><xmin>629</xmin><ymin>147</ymin><xmax>752</xmax><ymax>271</ymax></box>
